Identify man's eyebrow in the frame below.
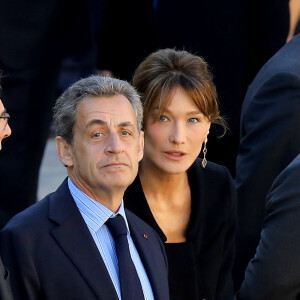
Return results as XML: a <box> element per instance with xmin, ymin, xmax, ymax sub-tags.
<box><xmin>84</xmin><ymin>119</ymin><xmax>135</xmax><ymax>130</ymax></box>
<box><xmin>85</xmin><ymin>119</ymin><xmax>107</xmax><ymax>129</ymax></box>
<box><xmin>118</xmin><ymin>121</ymin><xmax>135</xmax><ymax>128</ymax></box>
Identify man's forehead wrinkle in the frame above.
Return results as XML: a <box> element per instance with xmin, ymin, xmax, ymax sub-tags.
<box><xmin>99</xmin><ymin>111</ymin><xmax>124</xmax><ymax>115</ymax></box>
<box><xmin>84</xmin><ymin>110</ymin><xmax>125</xmax><ymax>116</ymax></box>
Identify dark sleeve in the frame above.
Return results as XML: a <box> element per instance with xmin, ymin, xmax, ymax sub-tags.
<box><xmin>0</xmin><ymin>226</ymin><xmax>42</xmax><ymax>300</ymax></box>
<box><xmin>0</xmin><ymin>0</ymin><xmax>91</xmax><ymax>70</ymax></box>
<box><xmin>234</xmin><ymin>71</ymin><xmax>300</xmax><ymax>288</ymax></box>
<box><xmin>237</xmin><ymin>154</ymin><xmax>300</xmax><ymax>299</ymax></box>
<box><xmin>215</xmin><ymin>167</ymin><xmax>237</xmax><ymax>300</ymax></box>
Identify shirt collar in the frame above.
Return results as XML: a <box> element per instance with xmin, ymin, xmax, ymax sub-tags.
<box><xmin>68</xmin><ymin>177</ymin><xmax>130</xmax><ymax>234</ymax></box>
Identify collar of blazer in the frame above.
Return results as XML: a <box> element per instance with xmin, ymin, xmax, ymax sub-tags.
<box><xmin>48</xmin><ymin>178</ymin><xmax>119</xmax><ymax>300</ymax></box>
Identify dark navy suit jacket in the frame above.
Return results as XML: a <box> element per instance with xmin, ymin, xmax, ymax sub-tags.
<box><xmin>234</xmin><ymin>33</ymin><xmax>300</xmax><ymax>289</ymax></box>
<box><xmin>237</xmin><ymin>152</ymin><xmax>300</xmax><ymax>299</ymax></box>
<box><xmin>0</xmin><ymin>179</ymin><xmax>169</xmax><ymax>300</ymax></box>
<box><xmin>0</xmin><ymin>257</ymin><xmax>13</xmax><ymax>300</ymax></box>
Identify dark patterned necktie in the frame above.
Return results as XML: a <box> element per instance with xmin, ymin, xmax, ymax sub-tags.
<box><xmin>106</xmin><ymin>215</ymin><xmax>145</xmax><ymax>300</ymax></box>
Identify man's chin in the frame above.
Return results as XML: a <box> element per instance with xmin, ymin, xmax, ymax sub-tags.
<box><xmin>107</xmin><ymin>178</ymin><xmax>135</xmax><ymax>190</ymax></box>
<box><xmin>100</xmin><ymin>170</ymin><xmax>137</xmax><ymax>189</ymax></box>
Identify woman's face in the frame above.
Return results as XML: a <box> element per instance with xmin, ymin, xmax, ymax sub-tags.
<box><xmin>142</xmin><ymin>87</ymin><xmax>210</xmax><ymax>175</ymax></box>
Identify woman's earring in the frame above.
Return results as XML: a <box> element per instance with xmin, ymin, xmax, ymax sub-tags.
<box><xmin>202</xmin><ymin>137</ymin><xmax>208</xmax><ymax>168</ymax></box>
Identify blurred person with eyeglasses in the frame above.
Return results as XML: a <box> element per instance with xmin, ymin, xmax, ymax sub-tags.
<box><xmin>0</xmin><ymin>103</ymin><xmax>11</xmax><ymax>150</ymax></box>
<box><xmin>0</xmin><ymin>84</ymin><xmax>13</xmax><ymax>299</ymax></box>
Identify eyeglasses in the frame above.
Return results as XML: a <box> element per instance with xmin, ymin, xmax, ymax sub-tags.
<box><xmin>0</xmin><ymin>112</ymin><xmax>10</xmax><ymax>131</ymax></box>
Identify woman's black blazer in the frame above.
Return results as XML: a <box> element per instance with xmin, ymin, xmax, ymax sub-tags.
<box><xmin>124</xmin><ymin>158</ymin><xmax>237</xmax><ymax>300</ymax></box>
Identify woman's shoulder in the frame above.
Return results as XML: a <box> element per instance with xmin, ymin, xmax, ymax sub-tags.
<box><xmin>188</xmin><ymin>159</ymin><xmax>237</xmax><ymax>239</ymax></box>
<box><xmin>190</xmin><ymin>158</ymin><xmax>236</xmax><ymax>205</ymax></box>
<box><xmin>192</xmin><ymin>157</ymin><xmax>232</xmax><ymax>179</ymax></box>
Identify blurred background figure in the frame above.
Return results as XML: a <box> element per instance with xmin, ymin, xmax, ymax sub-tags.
<box><xmin>0</xmin><ymin>83</ymin><xmax>13</xmax><ymax>299</ymax></box>
<box><xmin>0</xmin><ymin>0</ymin><xmax>106</xmax><ymax>228</ymax></box>
<box><xmin>0</xmin><ymin>96</ymin><xmax>11</xmax><ymax>151</ymax></box>
<box><xmin>97</xmin><ymin>0</ymin><xmax>290</xmax><ymax>176</ymax></box>
<box><xmin>56</xmin><ymin>0</ymin><xmax>107</xmax><ymax>98</ymax></box>
<box><xmin>236</xmin><ymin>152</ymin><xmax>300</xmax><ymax>300</ymax></box>
<box><xmin>233</xmin><ymin>32</ymin><xmax>300</xmax><ymax>291</ymax></box>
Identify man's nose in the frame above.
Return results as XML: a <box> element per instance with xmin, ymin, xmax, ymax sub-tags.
<box><xmin>3</xmin><ymin>123</ymin><xmax>12</xmax><ymax>138</ymax></box>
<box><xmin>105</xmin><ymin>132</ymin><xmax>123</xmax><ymax>154</ymax></box>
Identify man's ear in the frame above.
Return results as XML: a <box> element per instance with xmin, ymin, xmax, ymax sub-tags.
<box><xmin>138</xmin><ymin>131</ymin><xmax>144</xmax><ymax>162</ymax></box>
<box><xmin>56</xmin><ymin>136</ymin><xmax>74</xmax><ymax>167</ymax></box>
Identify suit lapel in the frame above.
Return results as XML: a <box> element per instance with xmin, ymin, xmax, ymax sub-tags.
<box><xmin>48</xmin><ymin>179</ymin><xmax>118</xmax><ymax>300</ymax></box>
<box><xmin>126</xmin><ymin>210</ymin><xmax>167</xmax><ymax>300</ymax></box>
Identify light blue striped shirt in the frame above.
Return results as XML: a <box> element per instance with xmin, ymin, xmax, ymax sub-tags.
<box><xmin>68</xmin><ymin>178</ymin><xmax>154</xmax><ymax>300</ymax></box>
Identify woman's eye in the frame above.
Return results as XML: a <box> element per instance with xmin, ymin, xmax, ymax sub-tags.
<box><xmin>188</xmin><ymin>118</ymin><xmax>199</xmax><ymax>123</ymax></box>
<box><xmin>159</xmin><ymin>115</ymin><xmax>168</xmax><ymax>122</ymax></box>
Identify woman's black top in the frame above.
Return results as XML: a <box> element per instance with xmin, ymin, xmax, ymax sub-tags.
<box><xmin>124</xmin><ymin>158</ymin><xmax>237</xmax><ymax>300</ymax></box>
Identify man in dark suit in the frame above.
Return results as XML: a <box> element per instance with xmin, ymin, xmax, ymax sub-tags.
<box><xmin>0</xmin><ymin>259</ymin><xmax>12</xmax><ymax>300</ymax></box>
<box><xmin>236</xmin><ymin>152</ymin><xmax>300</xmax><ymax>299</ymax></box>
<box><xmin>0</xmin><ymin>94</ymin><xmax>13</xmax><ymax>299</ymax></box>
<box><xmin>234</xmin><ymin>33</ymin><xmax>300</xmax><ymax>290</ymax></box>
<box><xmin>0</xmin><ymin>76</ymin><xmax>169</xmax><ymax>300</ymax></box>
<box><xmin>97</xmin><ymin>0</ymin><xmax>290</xmax><ymax>175</ymax></box>
<box><xmin>0</xmin><ymin>0</ymin><xmax>93</xmax><ymax>228</ymax></box>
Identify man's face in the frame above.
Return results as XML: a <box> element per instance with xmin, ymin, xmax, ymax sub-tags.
<box><xmin>0</xmin><ymin>99</ymin><xmax>11</xmax><ymax>151</ymax></box>
<box><xmin>59</xmin><ymin>95</ymin><xmax>143</xmax><ymax>199</ymax></box>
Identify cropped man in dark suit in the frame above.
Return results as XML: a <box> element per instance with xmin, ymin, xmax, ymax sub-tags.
<box><xmin>97</xmin><ymin>0</ymin><xmax>290</xmax><ymax>175</ymax></box>
<box><xmin>234</xmin><ymin>33</ymin><xmax>300</xmax><ymax>290</ymax></box>
<box><xmin>0</xmin><ymin>93</ymin><xmax>13</xmax><ymax>299</ymax></box>
<box><xmin>0</xmin><ymin>0</ymin><xmax>93</xmax><ymax>228</ymax></box>
<box><xmin>236</xmin><ymin>152</ymin><xmax>300</xmax><ymax>299</ymax></box>
<box><xmin>0</xmin><ymin>76</ymin><xmax>169</xmax><ymax>300</ymax></box>
<box><xmin>0</xmin><ymin>258</ymin><xmax>12</xmax><ymax>300</ymax></box>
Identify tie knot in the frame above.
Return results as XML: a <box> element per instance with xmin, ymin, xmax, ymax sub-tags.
<box><xmin>106</xmin><ymin>215</ymin><xmax>128</xmax><ymax>238</ymax></box>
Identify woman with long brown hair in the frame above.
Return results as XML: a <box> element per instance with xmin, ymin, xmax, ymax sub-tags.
<box><xmin>124</xmin><ymin>48</ymin><xmax>237</xmax><ymax>300</ymax></box>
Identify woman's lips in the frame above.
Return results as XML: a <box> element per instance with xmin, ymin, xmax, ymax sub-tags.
<box><xmin>164</xmin><ymin>151</ymin><xmax>187</xmax><ymax>161</ymax></box>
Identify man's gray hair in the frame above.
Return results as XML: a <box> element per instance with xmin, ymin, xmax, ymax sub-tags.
<box><xmin>53</xmin><ymin>75</ymin><xmax>143</xmax><ymax>143</ymax></box>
